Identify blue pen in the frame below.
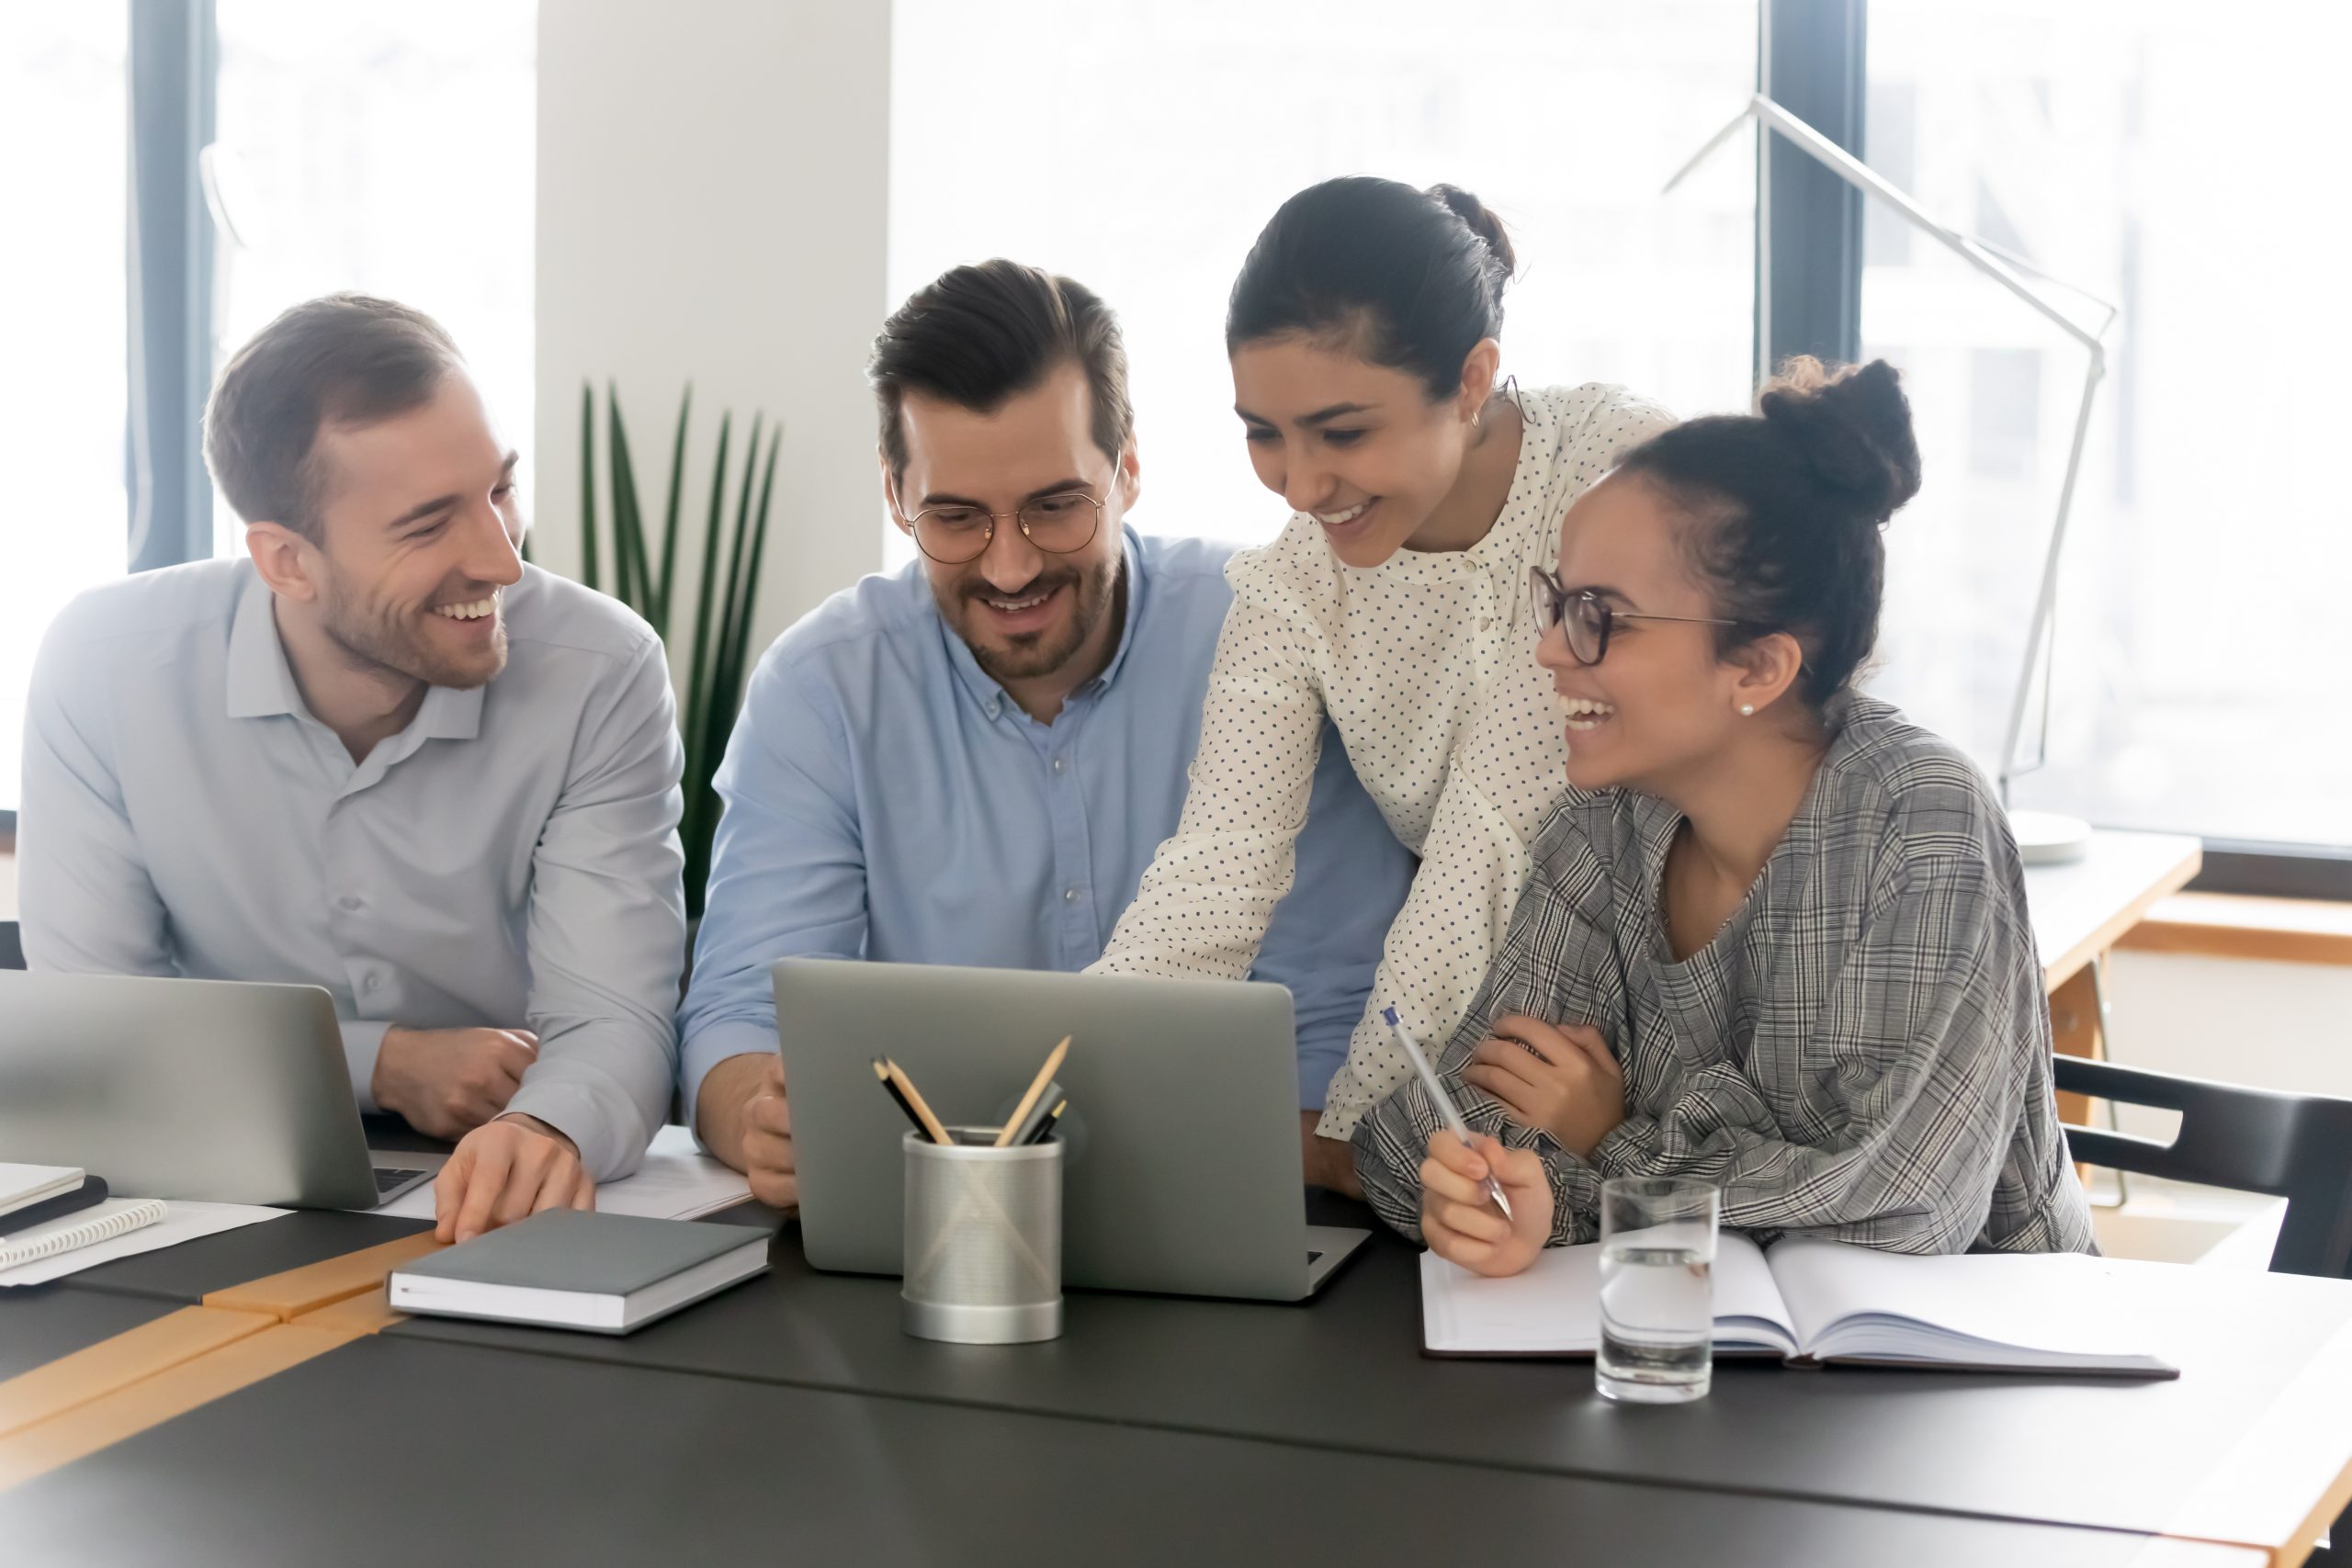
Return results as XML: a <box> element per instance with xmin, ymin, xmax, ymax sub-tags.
<box><xmin>1383</xmin><ymin>1007</ymin><xmax>1513</xmax><ymax>1222</ymax></box>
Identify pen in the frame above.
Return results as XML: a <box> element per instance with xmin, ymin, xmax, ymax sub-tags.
<box><xmin>1005</xmin><ymin>1080</ymin><xmax>1062</xmax><ymax>1147</ymax></box>
<box><xmin>1382</xmin><ymin>1006</ymin><xmax>1513</xmax><ymax>1222</ymax></box>
<box><xmin>876</xmin><ymin>1056</ymin><xmax>953</xmax><ymax>1145</ymax></box>
<box><xmin>994</xmin><ymin>1034</ymin><xmax>1071</xmax><ymax>1148</ymax></box>
<box><xmin>1023</xmin><ymin>1099</ymin><xmax>1068</xmax><ymax>1145</ymax></box>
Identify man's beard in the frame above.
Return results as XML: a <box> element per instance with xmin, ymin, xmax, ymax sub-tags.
<box><xmin>956</xmin><ymin>553</ymin><xmax>1120</xmax><ymax>685</ymax></box>
<box><xmin>318</xmin><ymin>568</ymin><xmax>507</xmax><ymax>692</ymax></box>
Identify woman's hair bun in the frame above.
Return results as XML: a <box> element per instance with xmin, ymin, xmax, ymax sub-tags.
<box><xmin>1426</xmin><ymin>183</ymin><xmax>1518</xmax><ymax>281</ymax></box>
<box><xmin>1758</xmin><ymin>356</ymin><xmax>1922</xmax><ymax>525</ymax></box>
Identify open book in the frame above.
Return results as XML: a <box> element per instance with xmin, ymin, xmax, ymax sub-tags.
<box><xmin>1421</xmin><ymin>1232</ymin><xmax>2176</xmax><ymax>1378</ymax></box>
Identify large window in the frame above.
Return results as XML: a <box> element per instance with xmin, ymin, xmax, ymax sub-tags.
<box><xmin>889</xmin><ymin>0</ymin><xmax>1760</xmax><ymax>565</ymax></box>
<box><xmin>0</xmin><ymin>4</ymin><xmax>534</xmax><ymax>819</ymax></box>
<box><xmin>0</xmin><ymin>9</ymin><xmax>130</xmax><ymax>816</ymax></box>
<box><xmin>1862</xmin><ymin>1</ymin><xmax>2352</xmax><ymax>851</ymax></box>
<box><xmin>210</xmin><ymin>0</ymin><xmax>537</xmax><ymax>558</ymax></box>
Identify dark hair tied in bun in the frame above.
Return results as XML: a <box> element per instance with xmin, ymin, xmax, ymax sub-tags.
<box><xmin>1758</xmin><ymin>356</ymin><xmax>1921</xmax><ymax>525</ymax></box>
<box><xmin>1617</xmin><ymin>357</ymin><xmax>1923</xmax><ymax>710</ymax></box>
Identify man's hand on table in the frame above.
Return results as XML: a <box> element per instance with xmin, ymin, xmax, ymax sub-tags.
<box><xmin>434</xmin><ymin>1113</ymin><xmax>594</xmax><ymax>1243</ymax></box>
<box><xmin>697</xmin><ymin>1051</ymin><xmax>797</xmax><ymax>1209</ymax></box>
<box><xmin>373</xmin><ymin>1024</ymin><xmax>537</xmax><ymax>1139</ymax></box>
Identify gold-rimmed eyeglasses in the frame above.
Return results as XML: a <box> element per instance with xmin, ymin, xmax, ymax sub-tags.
<box><xmin>891</xmin><ymin>453</ymin><xmax>1121</xmax><ymax>566</ymax></box>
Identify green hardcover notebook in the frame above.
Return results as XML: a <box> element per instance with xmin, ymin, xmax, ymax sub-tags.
<box><xmin>389</xmin><ymin>1209</ymin><xmax>771</xmax><ymax>1334</ymax></box>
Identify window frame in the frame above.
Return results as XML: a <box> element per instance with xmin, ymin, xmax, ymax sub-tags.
<box><xmin>1766</xmin><ymin>0</ymin><xmax>2347</xmax><ymax>901</ymax></box>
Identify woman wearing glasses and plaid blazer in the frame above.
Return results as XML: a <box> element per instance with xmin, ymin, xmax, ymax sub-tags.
<box><xmin>1352</xmin><ymin>357</ymin><xmax>2098</xmax><ymax>1274</ymax></box>
<box><xmin>1089</xmin><ymin>177</ymin><xmax>1672</xmax><ymax>1184</ymax></box>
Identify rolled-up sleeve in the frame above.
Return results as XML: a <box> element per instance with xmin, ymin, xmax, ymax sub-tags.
<box><xmin>508</xmin><ymin>634</ymin><xmax>686</xmax><ymax>1181</ymax></box>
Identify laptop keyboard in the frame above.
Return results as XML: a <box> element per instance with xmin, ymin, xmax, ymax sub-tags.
<box><xmin>373</xmin><ymin>1167</ymin><xmax>430</xmax><ymax>1194</ymax></box>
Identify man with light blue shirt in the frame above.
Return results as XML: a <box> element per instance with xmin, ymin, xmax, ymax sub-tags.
<box><xmin>681</xmin><ymin>260</ymin><xmax>1414</xmax><ymax>1206</ymax></box>
<box><xmin>18</xmin><ymin>295</ymin><xmax>684</xmax><ymax>1240</ymax></box>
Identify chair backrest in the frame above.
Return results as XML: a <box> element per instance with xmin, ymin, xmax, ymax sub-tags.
<box><xmin>2055</xmin><ymin>1055</ymin><xmax>2352</xmax><ymax>1279</ymax></box>
<box><xmin>0</xmin><ymin>920</ymin><xmax>21</xmax><ymax>971</ymax></box>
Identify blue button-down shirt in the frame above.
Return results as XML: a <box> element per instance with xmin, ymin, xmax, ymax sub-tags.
<box><xmin>17</xmin><ymin>558</ymin><xmax>686</xmax><ymax>1181</ymax></box>
<box><xmin>677</xmin><ymin>528</ymin><xmax>1415</xmax><ymax>1121</ymax></box>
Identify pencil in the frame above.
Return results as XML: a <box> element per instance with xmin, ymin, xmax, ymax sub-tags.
<box><xmin>878</xmin><ymin>1056</ymin><xmax>953</xmax><ymax>1145</ymax></box>
<box><xmin>872</xmin><ymin>1058</ymin><xmax>938</xmax><ymax>1143</ymax></box>
<box><xmin>994</xmin><ymin>1034</ymin><xmax>1071</xmax><ymax>1147</ymax></box>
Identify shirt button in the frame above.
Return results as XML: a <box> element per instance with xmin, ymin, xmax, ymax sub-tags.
<box><xmin>361</xmin><ymin>973</ymin><xmax>382</xmax><ymax>993</ymax></box>
<box><xmin>1051</xmin><ymin>756</ymin><xmax>1066</xmax><ymax>773</ymax></box>
<box><xmin>1063</xmin><ymin>887</ymin><xmax>1080</xmax><ymax>905</ymax></box>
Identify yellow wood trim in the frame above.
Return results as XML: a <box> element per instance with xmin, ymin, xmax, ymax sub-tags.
<box><xmin>0</xmin><ymin>1306</ymin><xmax>271</xmax><ymax>1440</ymax></box>
<box><xmin>2041</xmin><ymin>843</ymin><xmax>2203</xmax><ymax>994</ymax></box>
<box><xmin>0</xmin><ymin>1324</ymin><xmax>356</xmax><ymax>1493</ymax></box>
<box><xmin>290</xmin><ymin>1284</ymin><xmax>407</xmax><ymax>1336</ymax></box>
<box><xmin>2119</xmin><ymin>893</ymin><xmax>2352</xmax><ymax>969</ymax></box>
<box><xmin>201</xmin><ymin>1230</ymin><xmax>445</xmax><ymax>1322</ymax></box>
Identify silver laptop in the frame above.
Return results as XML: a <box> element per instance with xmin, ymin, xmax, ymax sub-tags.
<box><xmin>0</xmin><ymin>972</ymin><xmax>437</xmax><ymax>1209</ymax></box>
<box><xmin>775</xmin><ymin>958</ymin><xmax>1370</xmax><ymax>1302</ymax></box>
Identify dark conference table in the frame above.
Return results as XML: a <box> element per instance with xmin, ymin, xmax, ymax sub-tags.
<box><xmin>4</xmin><ymin>1189</ymin><xmax>2342</xmax><ymax>1566</ymax></box>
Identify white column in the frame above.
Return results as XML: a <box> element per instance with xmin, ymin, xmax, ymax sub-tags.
<box><xmin>534</xmin><ymin>0</ymin><xmax>892</xmax><ymax>671</ymax></box>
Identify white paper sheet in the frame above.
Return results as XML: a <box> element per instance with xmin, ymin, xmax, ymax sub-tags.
<box><xmin>0</xmin><ymin>1199</ymin><xmax>290</xmax><ymax>1287</ymax></box>
<box><xmin>1419</xmin><ymin>1231</ymin><xmax>1788</xmax><ymax>1355</ymax></box>
<box><xmin>365</xmin><ymin>1123</ymin><xmax>752</xmax><ymax>1223</ymax></box>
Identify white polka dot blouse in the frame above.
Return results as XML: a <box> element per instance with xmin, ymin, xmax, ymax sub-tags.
<box><xmin>1091</xmin><ymin>382</ymin><xmax>1678</xmax><ymax>1137</ymax></box>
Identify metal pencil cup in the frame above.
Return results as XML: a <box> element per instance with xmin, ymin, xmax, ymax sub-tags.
<box><xmin>901</xmin><ymin>1127</ymin><xmax>1063</xmax><ymax>1344</ymax></box>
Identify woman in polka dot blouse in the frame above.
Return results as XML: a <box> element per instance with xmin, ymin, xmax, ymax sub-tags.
<box><xmin>1089</xmin><ymin>176</ymin><xmax>1673</xmax><ymax>1177</ymax></box>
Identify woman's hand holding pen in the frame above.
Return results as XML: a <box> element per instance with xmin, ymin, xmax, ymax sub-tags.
<box><xmin>1462</xmin><ymin>1014</ymin><xmax>1626</xmax><ymax>1158</ymax></box>
<box><xmin>1420</xmin><ymin>1130</ymin><xmax>1550</xmax><ymax>1277</ymax></box>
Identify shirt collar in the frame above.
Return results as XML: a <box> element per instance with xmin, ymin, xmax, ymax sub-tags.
<box><xmin>224</xmin><ymin>566</ymin><xmax>302</xmax><ymax>719</ymax></box>
<box><xmin>937</xmin><ymin>525</ymin><xmax>1148</xmax><ymax>720</ymax></box>
<box><xmin>221</xmin><ymin>561</ymin><xmax>484</xmax><ymax>741</ymax></box>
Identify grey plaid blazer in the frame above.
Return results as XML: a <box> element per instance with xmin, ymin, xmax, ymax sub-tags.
<box><xmin>1352</xmin><ymin>694</ymin><xmax>2097</xmax><ymax>1257</ymax></box>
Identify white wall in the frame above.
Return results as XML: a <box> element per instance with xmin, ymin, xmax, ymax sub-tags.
<box><xmin>2104</xmin><ymin>951</ymin><xmax>2352</xmax><ymax>1138</ymax></box>
<box><xmin>535</xmin><ymin>0</ymin><xmax>892</xmax><ymax>673</ymax></box>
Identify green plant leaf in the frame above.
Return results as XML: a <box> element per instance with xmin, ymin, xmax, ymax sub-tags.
<box><xmin>679</xmin><ymin>412</ymin><xmax>735</xmax><ymax>904</ymax></box>
<box><xmin>656</xmin><ymin>386</ymin><xmax>691</xmax><ymax>634</ymax></box>
<box><xmin>608</xmin><ymin>385</ymin><xmax>650</xmax><ymax>619</ymax></box>
<box><xmin>578</xmin><ymin>382</ymin><xmax>600</xmax><ymax>592</ymax></box>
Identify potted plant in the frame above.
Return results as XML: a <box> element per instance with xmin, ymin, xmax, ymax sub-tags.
<box><xmin>571</xmin><ymin>383</ymin><xmax>778</xmax><ymax>919</ymax></box>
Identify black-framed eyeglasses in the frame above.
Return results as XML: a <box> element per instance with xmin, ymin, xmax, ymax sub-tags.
<box><xmin>890</xmin><ymin>453</ymin><xmax>1120</xmax><ymax>566</ymax></box>
<box><xmin>1528</xmin><ymin>565</ymin><xmax>1736</xmax><ymax>667</ymax></box>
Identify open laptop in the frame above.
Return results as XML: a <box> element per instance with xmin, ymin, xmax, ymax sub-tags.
<box><xmin>0</xmin><ymin>972</ymin><xmax>437</xmax><ymax>1209</ymax></box>
<box><xmin>775</xmin><ymin>958</ymin><xmax>1371</xmax><ymax>1302</ymax></box>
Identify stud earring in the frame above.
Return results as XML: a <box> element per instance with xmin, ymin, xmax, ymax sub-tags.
<box><xmin>1739</xmin><ymin>703</ymin><xmax>1756</xmax><ymax>716</ymax></box>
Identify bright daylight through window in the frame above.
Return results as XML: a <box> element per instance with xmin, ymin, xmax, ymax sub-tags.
<box><xmin>1863</xmin><ymin>0</ymin><xmax>2352</xmax><ymax>848</ymax></box>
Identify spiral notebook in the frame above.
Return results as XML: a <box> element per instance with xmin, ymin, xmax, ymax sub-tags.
<box><xmin>0</xmin><ymin>1198</ymin><xmax>169</xmax><ymax>1272</ymax></box>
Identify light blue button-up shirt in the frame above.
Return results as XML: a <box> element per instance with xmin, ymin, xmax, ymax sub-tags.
<box><xmin>17</xmin><ymin>558</ymin><xmax>686</xmax><ymax>1181</ymax></box>
<box><xmin>677</xmin><ymin>528</ymin><xmax>1416</xmax><ymax>1121</ymax></box>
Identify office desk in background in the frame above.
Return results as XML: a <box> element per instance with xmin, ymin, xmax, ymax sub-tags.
<box><xmin>2022</xmin><ymin>829</ymin><xmax>2203</xmax><ymax>1123</ymax></box>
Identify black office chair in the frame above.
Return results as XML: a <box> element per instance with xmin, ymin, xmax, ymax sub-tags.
<box><xmin>0</xmin><ymin>919</ymin><xmax>22</xmax><ymax>970</ymax></box>
<box><xmin>2055</xmin><ymin>1055</ymin><xmax>2352</xmax><ymax>1280</ymax></box>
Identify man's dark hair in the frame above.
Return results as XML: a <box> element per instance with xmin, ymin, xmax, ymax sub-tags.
<box><xmin>202</xmin><ymin>292</ymin><xmax>466</xmax><ymax>540</ymax></box>
<box><xmin>868</xmin><ymin>260</ymin><xmax>1132</xmax><ymax>485</ymax></box>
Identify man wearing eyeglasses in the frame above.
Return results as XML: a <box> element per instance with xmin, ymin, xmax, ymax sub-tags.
<box><xmin>678</xmin><ymin>260</ymin><xmax>1415</xmax><ymax>1205</ymax></box>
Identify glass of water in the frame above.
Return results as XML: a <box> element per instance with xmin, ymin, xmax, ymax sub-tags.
<box><xmin>1597</xmin><ymin>1175</ymin><xmax>1721</xmax><ymax>1404</ymax></box>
